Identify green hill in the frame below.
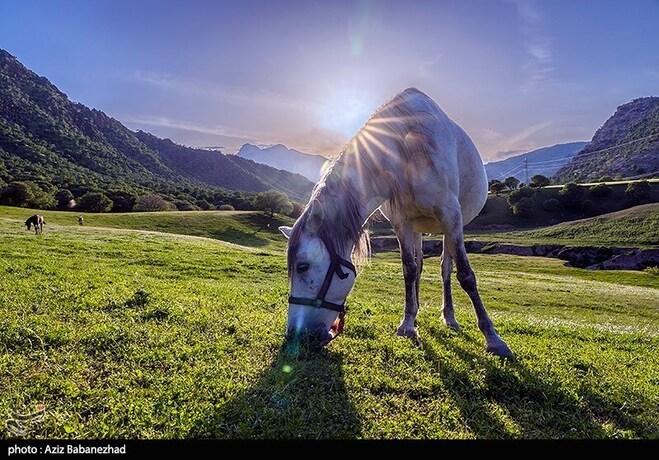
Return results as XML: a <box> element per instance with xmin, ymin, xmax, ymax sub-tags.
<box><xmin>0</xmin><ymin>205</ymin><xmax>293</xmax><ymax>248</ymax></box>
<box><xmin>0</xmin><ymin>49</ymin><xmax>313</xmax><ymax>203</ymax></box>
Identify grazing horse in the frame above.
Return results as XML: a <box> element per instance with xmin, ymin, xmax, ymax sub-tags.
<box><xmin>279</xmin><ymin>88</ymin><xmax>512</xmax><ymax>357</ymax></box>
<box><xmin>25</xmin><ymin>214</ymin><xmax>45</xmax><ymax>234</ymax></box>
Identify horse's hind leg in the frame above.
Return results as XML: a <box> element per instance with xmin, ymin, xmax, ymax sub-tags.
<box><xmin>434</xmin><ymin>202</ymin><xmax>512</xmax><ymax>357</ymax></box>
<box><xmin>440</xmin><ymin>238</ymin><xmax>460</xmax><ymax>330</ymax></box>
<box><xmin>394</xmin><ymin>224</ymin><xmax>423</xmax><ymax>346</ymax></box>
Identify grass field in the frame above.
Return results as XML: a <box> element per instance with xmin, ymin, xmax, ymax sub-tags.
<box><xmin>1</xmin><ymin>208</ymin><xmax>658</xmax><ymax>439</ymax></box>
<box><xmin>470</xmin><ymin>203</ymin><xmax>659</xmax><ymax>247</ymax></box>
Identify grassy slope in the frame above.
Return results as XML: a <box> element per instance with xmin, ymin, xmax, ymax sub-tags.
<box><xmin>1</xmin><ymin>217</ymin><xmax>658</xmax><ymax>439</ymax></box>
<box><xmin>470</xmin><ymin>203</ymin><xmax>659</xmax><ymax>248</ymax></box>
<box><xmin>0</xmin><ymin>206</ymin><xmax>293</xmax><ymax>248</ymax></box>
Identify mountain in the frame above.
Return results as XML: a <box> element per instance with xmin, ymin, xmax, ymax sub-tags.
<box><xmin>0</xmin><ymin>49</ymin><xmax>313</xmax><ymax>202</ymax></box>
<box><xmin>485</xmin><ymin>142</ymin><xmax>587</xmax><ymax>182</ymax></box>
<box><xmin>237</xmin><ymin>143</ymin><xmax>328</xmax><ymax>181</ymax></box>
<box><xmin>555</xmin><ymin>97</ymin><xmax>659</xmax><ymax>182</ymax></box>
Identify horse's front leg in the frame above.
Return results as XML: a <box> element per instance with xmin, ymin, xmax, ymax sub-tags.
<box><xmin>396</xmin><ymin>230</ymin><xmax>423</xmax><ymax>347</ymax></box>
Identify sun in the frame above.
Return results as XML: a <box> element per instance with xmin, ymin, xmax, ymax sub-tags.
<box><xmin>317</xmin><ymin>89</ymin><xmax>375</xmax><ymax>137</ymax></box>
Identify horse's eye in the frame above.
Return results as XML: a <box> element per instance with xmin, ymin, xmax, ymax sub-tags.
<box><xmin>296</xmin><ymin>262</ymin><xmax>310</xmax><ymax>274</ymax></box>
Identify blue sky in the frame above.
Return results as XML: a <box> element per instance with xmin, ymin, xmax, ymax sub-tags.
<box><xmin>1</xmin><ymin>0</ymin><xmax>658</xmax><ymax>160</ymax></box>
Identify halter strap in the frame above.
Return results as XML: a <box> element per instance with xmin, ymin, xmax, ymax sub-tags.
<box><xmin>288</xmin><ymin>250</ymin><xmax>356</xmax><ymax>314</ymax></box>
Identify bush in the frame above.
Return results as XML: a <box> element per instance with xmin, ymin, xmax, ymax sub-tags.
<box><xmin>625</xmin><ymin>180</ymin><xmax>651</xmax><ymax>205</ymax></box>
<box><xmin>288</xmin><ymin>202</ymin><xmax>304</xmax><ymax>218</ymax></box>
<box><xmin>559</xmin><ymin>183</ymin><xmax>585</xmax><ymax>210</ymax></box>
<box><xmin>512</xmin><ymin>197</ymin><xmax>534</xmax><ymax>218</ymax></box>
<box><xmin>218</xmin><ymin>204</ymin><xmax>235</xmax><ymax>211</ymax></box>
<box><xmin>77</xmin><ymin>192</ymin><xmax>113</xmax><ymax>213</ymax></box>
<box><xmin>134</xmin><ymin>194</ymin><xmax>177</xmax><ymax>212</ymax></box>
<box><xmin>589</xmin><ymin>183</ymin><xmax>612</xmax><ymax>198</ymax></box>
<box><xmin>542</xmin><ymin>198</ymin><xmax>560</xmax><ymax>212</ymax></box>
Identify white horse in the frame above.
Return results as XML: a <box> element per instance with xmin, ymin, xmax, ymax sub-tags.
<box><xmin>279</xmin><ymin>88</ymin><xmax>512</xmax><ymax>357</ymax></box>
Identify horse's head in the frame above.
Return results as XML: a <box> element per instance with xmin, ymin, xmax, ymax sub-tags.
<box><xmin>24</xmin><ymin>220</ymin><xmax>31</xmax><ymax>230</ymax></box>
<box><xmin>280</xmin><ymin>218</ymin><xmax>357</xmax><ymax>347</ymax></box>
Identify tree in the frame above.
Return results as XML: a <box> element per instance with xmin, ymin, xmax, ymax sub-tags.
<box><xmin>218</xmin><ymin>204</ymin><xmax>235</xmax><ymax>211</ymax></box>
<box><xmin>174</xmin><ymin>199</ymin><xmax>198</xmax><ymax>211</ymax></box>
<box><xmin>489</xmin><ymin>180</ymin><xmax>506</xmax><ymax>194</ymax></box>
<box><xmin>289</xmin><ymin>201</ymin><xmax>304</xmax><ymax>218</ymax></box>
<box><xmin>589</xmin><ymin>183</ymin><xmax>612</xmax><ymax>198</ymax></box>
<box><xmin>254</xmin><ymin>190</ymin><xmax>293</xmax><ymax>218</ymax></box>
<box><xmin>107</xmin><ymin>190</ymin><xmax>137</xmax><ymax>212</ymax></box>
<box><xmin>133</xmin><ymin>194</ymin><xmax>176</xmax><ymax>212</ymax></box>
<box><xmin>542</xmin><ymin>198</ymin><xmax>560</xmax><ymax>212</ymax></box>
<box><xmin>507</xmin><ymin>186</ymin><xmax>535</xmax><ymax>206</ymax></box>
<box><xmin>0</xmin><ymin>181</ymin><xmax>34</xmax><ymax>207</ymax></box>
<box><xmin>559</xmin><ymin>183</ymin><xmax>585</xmax><ymax>210</ymax></box>
<box><xmin>77</xmin><ymin>192</ymin><xmax>113</xmax><ymax>213</ymax></box>
<box><xmin>530</xmin><ymin>175</ymin><xmax>550</xmax><ymax>188</ymax></box>
<box><xmin>504</xmin><ymin>176</ymin><xmax>520</xmax><ymax>190</ymax></box>
<box><xmin>512</xmin><ymin>197</ymin><xmax>534</xmax><ymax>218</ymax></box>
<box><xmin>625</xmin><ymin>180</ymin><xmax>651</xmax><ymax>205</ymax></box>
<box><xmin>55</xmin><ymin>189</ymin><xmax>75</xmax><ymax>210</ymax></box>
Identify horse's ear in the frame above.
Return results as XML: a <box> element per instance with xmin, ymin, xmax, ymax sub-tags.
<box><xmin>278</xmin><ymin>226</ymin><xmax>293</xmax><ymax>239</ymax></box>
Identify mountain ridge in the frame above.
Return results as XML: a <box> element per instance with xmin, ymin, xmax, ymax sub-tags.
<box><xmin>0</xmin><ymin>48</ymin><xmax>313</xmax><ymax>202</ymax></box>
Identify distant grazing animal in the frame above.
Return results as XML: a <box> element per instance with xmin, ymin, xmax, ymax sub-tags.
<box><xmin>25</xmin><ymin>215</ymin><xmax>45</xmax><ymax>234</ymax></box>
<box><xmin>279</xmin><ymin>88</ymin><xmax>512</xmax><ymax>357</ymax></box>
<box><xmin>78</xmin><ymin>216</ymin><xmax>84</xmax><ymax>225</ymax></box>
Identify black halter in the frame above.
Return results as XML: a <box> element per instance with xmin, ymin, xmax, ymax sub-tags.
<box><xmin>288</xmin><ymin>249</ymin><xmax>356</xmax><ymax>314</ymax></box>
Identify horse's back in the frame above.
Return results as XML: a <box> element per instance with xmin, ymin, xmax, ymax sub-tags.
<box><xmin>393</xmin><ymin>88</ymin><xmax>488</xmax><ymax>225</ymax></box>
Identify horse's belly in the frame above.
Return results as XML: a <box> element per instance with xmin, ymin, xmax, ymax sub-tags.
<box><xmin>411</xmin><ymin>217</ymin><xmax>443</xmax><ymax>233</ymax></box>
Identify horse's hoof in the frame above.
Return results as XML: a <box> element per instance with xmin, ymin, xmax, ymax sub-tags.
<box><xmin>486</xmin><ymin>339</ymin><xmax>514</xmax><ymax>359</ymax></box>
<box><xmin>397</xmin><ymin>325</ymin><xmax>422</xmax><ymax>348</ymax></box>
<box><xmin>443</xmin><ymin>318</ymin><xmax>461</xmax><ymax>331</ymax></box>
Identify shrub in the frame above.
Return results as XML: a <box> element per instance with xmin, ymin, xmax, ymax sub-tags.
<box><xmin>542</xmin><ymin>198</ymin><xmax>560</xmax><ymax>212</ymax></box>
<box><xmin>218</xmin><ymin>204</ymin><xmax>235</xmax><ymax>211</ymax></box>
<box><xmin>589</xmin><ymin>183</ymin><xmax>612</xmax><ymax>198</ymax></box>
<box><xmin>134</xmin><ymin>194</ymin><xmax>176</xmax><ymax>212</ymax></box>
<box><xmin>77</xmin><ymin>192</ymin><xmax>113</xmax><ymax>213</ymax></box>
<box><xmin>512</xmin><ymin>197</ymin><xmax>534</xmax><ymax>218</ymax></box>
<box><xmin>196</xmin><ymin>199</ymin><xmax>214</xmax><ymax>210</ymax></box>
<box><xmin>288</xmin><ymin>202</ymin><xmax>304</xmax><ymax>218</ymax></box>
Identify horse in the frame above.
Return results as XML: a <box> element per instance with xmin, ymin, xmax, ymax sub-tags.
<box><xmin>25</xmin><ymin>214</ymin><xmax>45</xmax><ymax>234</ymax></box>
<box><xmin>279</xmin><ymin>88</ymin><xmax>512</xmax><ymax>357</ymax></box>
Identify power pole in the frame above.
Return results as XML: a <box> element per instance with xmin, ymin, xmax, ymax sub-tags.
<box><xmin>524</xmin><ymin>157</ymin><xmax>529</xmax><ymax>185</ymax></box>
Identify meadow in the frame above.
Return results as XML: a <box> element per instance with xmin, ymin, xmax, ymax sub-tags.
<box><xmin>0</xmin><ymin>207</ymin><xmax>658</xmax><ymax>439</ymax></box>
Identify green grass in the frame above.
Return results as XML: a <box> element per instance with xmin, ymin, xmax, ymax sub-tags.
<box><xmin>0</xmin><ymin>206</ymin><xmax>293</xmax><ymax>248</ymax></box>
<box><xmin>1</xmin><ymin>212</ymin><xmax>658</xmax><ymax>439</ymax></box>
<box><xmin>470</xmin><ymin>203</ymin><xmax>659</xmax><ymax>248</ymax></box>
